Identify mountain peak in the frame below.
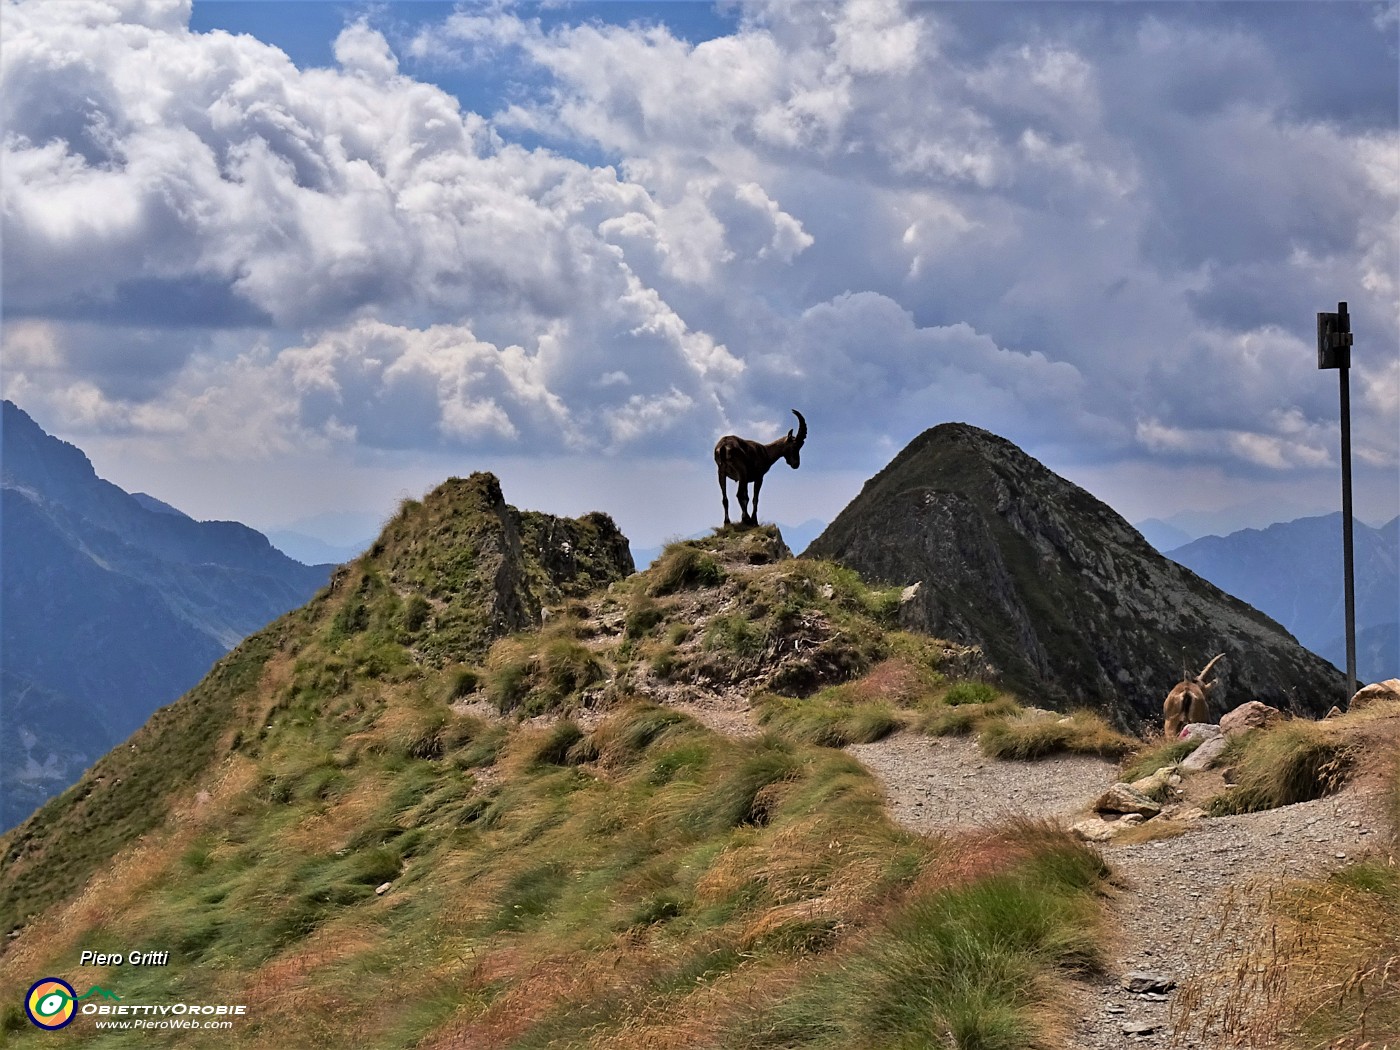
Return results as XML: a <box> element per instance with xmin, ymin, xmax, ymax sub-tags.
<box><xmin>807</xmin><ymin>424</ymin><xmax>1344</xmax><ymax>724</ymax></box>
<box><xmin>1</xmin><ymin>400</ymin><xmax>100</xmax><ymax>496</ymax></box>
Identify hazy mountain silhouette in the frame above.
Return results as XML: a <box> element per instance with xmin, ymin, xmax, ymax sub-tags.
<box><xmin>1166</xmin><ymin>514</ymin><xmax>1398</xmax><ymax>682</ymax></box>
<box><xmin>0</xmin><ymin>401</ymin><xmax>334</xmax><ymax>829</ymax></box>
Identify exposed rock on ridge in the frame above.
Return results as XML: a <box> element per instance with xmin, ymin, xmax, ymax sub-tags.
<box><xmin>365</xmin><ymin>472</ymin><xmax>634</xmax><ymax>663</ymax></box>
<box><xmin>804</xmin><ymin>423</ymin><xmax>1344</xmax><ymax>725</ymax></box>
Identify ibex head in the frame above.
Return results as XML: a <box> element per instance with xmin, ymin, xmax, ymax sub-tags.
<box><xmin>783</xmin><ymin>409</ymin><xmax>807</xmax><ymax>469</ymax></box>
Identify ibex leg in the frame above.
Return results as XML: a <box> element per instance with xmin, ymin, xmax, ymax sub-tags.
<box><xmin>718</xmin><ymin>471</ymin><xmax>730</xmax><ymax>526</ymax></box>
<box><xmin>737</xmin><ymin>481</ymin><xmax>750</xmax><ymax>526</ymax></box>
<box><xmin>749</xmin><ymin>476</ymin><xmax>763</xmax><ymax>526</ymax></box>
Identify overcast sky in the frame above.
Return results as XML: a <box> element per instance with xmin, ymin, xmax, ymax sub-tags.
<box><xmin>3</xmin><ymin>0</ymin><xmax>1397</xmax><ymax>550</ymax></box>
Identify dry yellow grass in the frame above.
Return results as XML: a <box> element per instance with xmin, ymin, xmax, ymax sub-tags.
<box><xmin>276</xmin><ymin>770</ymin><xmax>394</xmax><ymax>855</ymax></box>
<box><xmin>0</xmin><ymin>752</ymin><xmax>261</xmax><ymax>983</ymax></box>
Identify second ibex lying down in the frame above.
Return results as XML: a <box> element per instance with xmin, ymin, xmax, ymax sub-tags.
<box><xmin>714</xmin><ymin>409</ymin><xmax>806</xmax><ymax>527</ymax></box>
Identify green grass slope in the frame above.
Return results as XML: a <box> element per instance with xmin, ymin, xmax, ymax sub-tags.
<box><xmin>0</xmin><ymin>504</ymin><xmax>1115</xmax><ymax>1049</ymax></box>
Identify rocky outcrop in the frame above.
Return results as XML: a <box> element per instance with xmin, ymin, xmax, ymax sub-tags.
<box><xmin>520</xmin><ymin>509</ymin><xmax>636</xmax><ymax>603</ymax></box>
<box><xmin>370</xmin><ymin>472</ymin><xmax>634</xmax><ymax>664</ymax></box>
<box><xmin>1181</xmin><ymin>736</ymin><xmax>1229</xmax><ymax>771</ymax></box>
<box><xmin>1219</xmin><ymin>701</ymin><xmax>1283</xmax><ymax>736</ymax></box>
<box><xmin>804</xmin><ymin>423</ymin><xmax>1344</xmax><ymax>727</ymax></box>
<box><xmin>1095</xmin><ymin>783</ymin><xmax>1162</xmax><ymax>818</ymax></box>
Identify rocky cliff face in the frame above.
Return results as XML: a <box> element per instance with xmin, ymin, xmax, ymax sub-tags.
<box><xmin>804</xmin><ymin>423</ymin><xmax>1345</xmax><ymax>726</ymax></box>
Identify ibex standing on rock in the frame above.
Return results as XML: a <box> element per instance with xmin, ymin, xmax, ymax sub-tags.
<box><xmin>1163</xmin><ymin>653</ymin><xmax>1225</xmax><ymax>739</ymax></box>
<box><xmin>714</xmin><ymin>409</ymin><xmax>806</xmax><ymax>527</ymax></box>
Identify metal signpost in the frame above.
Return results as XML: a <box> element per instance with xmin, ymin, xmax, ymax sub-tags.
<box><xmin>1316</xmin><ymin>301</ymin><xmax>1356</xmax><ymax>704</ymax></box>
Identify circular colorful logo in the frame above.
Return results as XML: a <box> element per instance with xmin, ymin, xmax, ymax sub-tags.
<box><xmin>25</xmin><ymin>978</ymin><xmax>77</xmax><ymax>1030</ymax></box>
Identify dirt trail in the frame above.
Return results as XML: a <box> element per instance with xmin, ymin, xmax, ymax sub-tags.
<box><xmin>845</xmin><ymin>730</ymin><xmax>1389</xmax><ymax>1049</ymax></box>
<box><xmin>847</xmin><ymin>733</ymin><xmax>1121</xmax><ymax>831</ymax></box>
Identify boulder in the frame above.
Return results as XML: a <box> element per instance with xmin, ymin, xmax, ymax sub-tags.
<box><xmin>1220</xmin><ymin>700</ymin><xmax>1282</xmax><ymax>736</ymax></box>
<box><xmin>1181</xmin><ymin>734</ymin><xmax>1230</xmax><ymax>771</ymax></box>
<box><xmin>1094</xmin><ymin>783</ymin><xmax>1162</xmax><ymax>818</ymax></box>
<box><xmin>1128</xmin><ymin>765</ymin><xmax>1179</xmax><ymax>801</ymax></box>
<box><xmin>1350</xmin><ymin>679</ymin><xmax>1400</xmax><ymax>711</ymax></box>
<box><xmin>1070</xmin><ymin>817</ymin><xmax>1120</xmax><ymax>842</ymax></box>
<box><xmin>1180</xmin><ymin>723</ymin><xmax>1221</xmax><ymax>741</ymax></box>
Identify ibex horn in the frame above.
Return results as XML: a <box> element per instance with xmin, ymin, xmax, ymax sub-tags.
<box><xmin>791</xmin><ymin>409</ymin><xmax>807</xmax><ymax>444</ymax></box>
<box><xmin>1196</xmin><ymin>653</ymin><xmax>1225</xmax><ymax>683</ymax></box>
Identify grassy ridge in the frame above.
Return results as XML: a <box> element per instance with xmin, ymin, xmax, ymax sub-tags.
<box><xmin>0</xmin><ymin>522</ymin><xmax>1120</xmax><ymax>1048</ymax></box>
<box><xmin>9</xmin><ymin>476</ymin><xmax>1394</xmax><ymax>1050</ymax></box>
<box><xmin>0</xmin><ymin>622</ymin><xmax>284</xmax><ymax>934</ymax></box>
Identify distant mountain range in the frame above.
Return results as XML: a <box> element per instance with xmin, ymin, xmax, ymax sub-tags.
<box><xmin>1134</xmin><ymin>517</ymin><xmax>1196</xmax><ymax>553</ymax></box>
<box><xmin>261</xmin><ymin>508</ymin><xmax>384</xmax><ymax>565</ymax></box>
<box><xmin>0</xmin><ymin>401</ymin><xmax>333</xmax><ymax>830</ymax></box>
<box><xmin>1165</xmin><ymin>514</ymin><xmax>1399</xmax><ymax>684</ymax></box>
<box><xmin>264</xmin><ymin>529</ymin><xmax>371</xmax><ymax>566</ymax></box>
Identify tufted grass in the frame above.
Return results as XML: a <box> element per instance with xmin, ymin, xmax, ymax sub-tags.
<box><xmin>944</xmin><ymin>681</ymin><xmax>1001</xmax><ymax>706</ymax></box>
<box><xmin>482</xmin><ymin>618</ymin><xmax>607</xmax><ymax>716</ymax></box>
<box><xmin>647</xmin><ymin>545</ymin><xmax>724</xmax><ymax>596</ymax></box>
<box><xmin>919</xmin><ymin>697</ymin><xmax>1023</xmax><ymax>737</ymax></box>
<box><xmin>755</xmin><ymin>693</ymin><xmax>904</xmax><ymax>748</ymax></box>
<box><xmin>1206</xmin><ymin>721</ymin><xmax>1356</xmax><ymax>815</ymax></box>
<box><xmin>1119</xmin><ymin>736</ymin><xmax>1202</xmax><ymax>784</ymax></box>
<box><xmin>978</xmin><ymin>710</ymin><xmax>1137</xmax><ymax>761</ymax></box>
<box><xmin>730</xmin><ymin>818</ymin><xmax>1109</xmax><ymax>1050</ymax></box>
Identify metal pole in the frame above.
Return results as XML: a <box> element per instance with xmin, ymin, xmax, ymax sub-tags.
<box><xmin>1318</xmin><ymin>301</ymin><xmax>1358</xmax><ymax>706</ymax></box>
<box><xmin>1339</xmin><ymin>360</ymin><xmax>1357</xmax><ymax>702</ymax></box>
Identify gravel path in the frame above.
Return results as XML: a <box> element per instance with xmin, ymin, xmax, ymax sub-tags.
<box><xmin>846</xmin><ymin>732</ymin><xmax>1122</xmax><ymax>829</ymax></box>
<box><xmin>1075</xmin><ymin>789</ymin><xmax>1382</xmax><ymax>1049</ymax></box>
<box><xmin>845</xmin><ymin>730</ymin><xmax>1389</xmax><ymax>1049</ymax></box>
